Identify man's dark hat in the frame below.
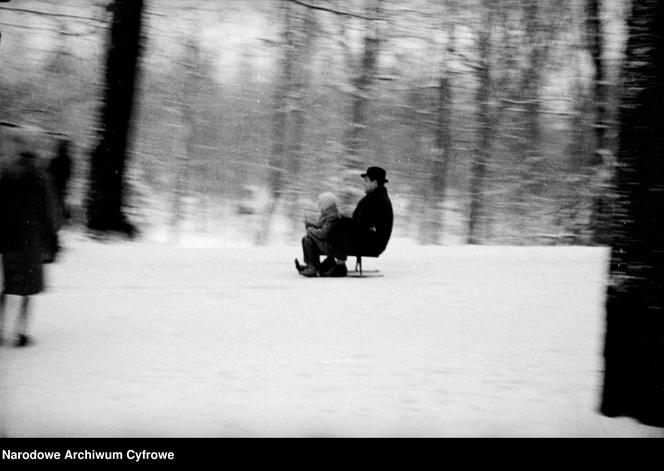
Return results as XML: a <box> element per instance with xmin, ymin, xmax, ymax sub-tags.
<box><xmin>361</xmin><ymin>166</ymin><xmax>388</xmax><ymax>183</ymax></box>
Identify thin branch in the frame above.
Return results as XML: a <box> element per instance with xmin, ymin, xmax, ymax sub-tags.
<box><xmin>0</xmin><ymin>20</ymin><xmax>52</xmax><ymax>31</ymax></box>
<box><xmin>289</xmin><ymin>0</ymin><xmax>384</xmax><ymax>21</ymax></box>
<box><xmin>0</xmin><ymin>6</ymin><xmax>107</xmax><ymax>24</ymax></box>
<box><xmin>0</xmin><ymin>21</ymin><xmax>101</xmax><ymax>38</ymax></box>
<box><xmin>0</xmin><ymin>121</ymin><xmax>68</xmax><ymax>138</ymax></box>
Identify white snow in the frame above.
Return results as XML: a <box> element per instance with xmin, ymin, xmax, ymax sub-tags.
<box><xmin>1</xmin><ymin>230</ymin><xmax>662</xmax><ymax>437</ymax></box>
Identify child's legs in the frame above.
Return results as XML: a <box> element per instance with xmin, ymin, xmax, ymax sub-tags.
<box><xmin>302</xmin><ymin>235</ymin><xmax>322</xmax><ymax>268</ymax></box>
<box><xmin>0</xmin><ymin>293</ymin><xmax>5</xmax><ymax>341</ymax></box>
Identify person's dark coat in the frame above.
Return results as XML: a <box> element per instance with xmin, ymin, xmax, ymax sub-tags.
<box><xmin>48</xmin><ymin>140</ymin><xmax>73</xmax><ymax>220</ymax></box>
<box><xmin>0</xmin><ymin>153</ymin><xmax>60</xmax><ymax>295</ymax></box>
<box><xmin>348</xmin><ymin>186</ymin><xmax>393</xmax><ymax>256</ymax></box>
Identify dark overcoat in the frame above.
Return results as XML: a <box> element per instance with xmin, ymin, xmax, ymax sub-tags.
<box><xmin>329</xmin><ymin>186</ymin><xmax>394</xmax><ymax>257</ymax></box>
<box><xmin>47</xmin><ymin>144</ymin><xmax>73</xmax><ymax>219</ymax></box>
<box><xmin>0</xmin><ymin>155</ymin><xmax>60</xmax><ymax>295</ymax></box>
<box><xmin>349</xmin><ymin>186</ymin><xmax>393</xmax><ymax>256</ymax></box>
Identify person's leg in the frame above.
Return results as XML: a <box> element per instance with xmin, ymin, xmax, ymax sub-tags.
<box><xmin>294</xmin><ymin>258</ymin><xmax>306</xmax><ymax>272</ymax></box>
<box><xmin>0</xmin><ymin>293</ymin><xmax>5</xmax><ymax>345</ymax></box>
<box><xmin>322</xmin><ymin>257</ymin><xmax>348</xmax><ymax>277</ymax></box>
<box><xmin>320</xmin><ymin>245</ymin><xmax>347</xmax><ymax>277</ymax></box>
<box><xmin>14</xmin><ymin>296</ymin><xmax>31</xmax><ymax>347</ymax></box>
<box><xmin>300</xmin><ymin>235</ymin><xmax>322</xmax><ymax>276</ymax></box>
<box><xmin>302</xmin><ymin>235</ymin><xmax>321</xmax><ymax>269</ymax></box>
<box><xmin>319</xmin><ymin>256</ymin><xmax>336</xmax><ymax>274</ymax></box>
<box><xmin>334</xmin><ymin>254</ymin><xmax>347</xmax><ymax>267</ymax></box>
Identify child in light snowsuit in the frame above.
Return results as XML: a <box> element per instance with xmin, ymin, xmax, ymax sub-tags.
<box><xmin>295</xmin><ymin>192</ymin><xmax>346</xmax><ymax>277</ymax></box>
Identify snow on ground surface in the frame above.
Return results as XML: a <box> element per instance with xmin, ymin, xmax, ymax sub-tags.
<box><xmin>1</xmin><ymin>231</ymin><xmax>662</xmax><ymax>437</ymax></box>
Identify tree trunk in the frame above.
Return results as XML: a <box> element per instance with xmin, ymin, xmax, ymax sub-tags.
<box><xmin>586</xmin><ymin>0</ymin><xmax>615</xmax><ymax>245</ymax></box>
<box><xmin>587</xmin><ymin>0</ymin><xmax>608</xmax><ymax>155</ymax></box>
<box><xmin>170</xmin><ymin>36</ymin><xmax>202</xmax><ymax>243</ymax></box>
<box><xmin>340</xmin><ymin>0</ymin><xmax>381</xmax><ymax>208</ymax></box>
<box><xmin>468</xmin><ymin>2</ymin><xmax>492</xmax><ymax>245</ymax></box>
<box><xmin>255</xmin><ymin>2</ymin><xmax>294</xmax><ymax>245</ymax></box>
<box><xmin>285</xmin><ymin>7</ymin><xmax>315</xmax><ymax>239</ymax></box>
<box><xmin>600</xmin><ymin>0</ymin><xmax>664</xmax><ymax>428</ymax></box>
<box><xmin>86</xmin><ymin>0</ymin><xmax>143</xmax><ymax>237</ymax></box>
<box><xmin>421</xmin><ymin>75</ymin><xmax>452</xmax><ymax>245</ymax></box>
<box><xmin>513</xmin><ymin>1</ymin><xmax>545</xmax><ymax>243</ymax></box>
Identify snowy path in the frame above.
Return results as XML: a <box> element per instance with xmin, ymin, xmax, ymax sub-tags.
<box><xmin>1</xmin><ymin>233</ymin><xmax>662</xmax><ymax>437</ymax></box>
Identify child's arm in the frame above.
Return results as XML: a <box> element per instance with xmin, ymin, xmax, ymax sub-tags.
<box><xmin>304</xmin><ymin>213</ymin><xmax>323</xmax><ymax>228</ymax></box>
<box><xmin>308</xmin><ymin>216</ymin><xmax>335</xmax><ymax>240</ymax></box>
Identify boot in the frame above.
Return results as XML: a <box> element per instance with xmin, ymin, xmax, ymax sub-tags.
<box><xmin>319</xmin><ymin>256</ymin><xmax>336</xmax><ymax>274</ymax></box>
<box><xmin>294</xmin><ymin>258</ymin><xmax>306</xmax><ymax>273</ymax></box>
<box><xmin>299</xmin><ymin>265</ymin><xmax>319</xmax><ymax>277</ymax></box>
<box><xmin>322</xmin><ymin>262</ymin><xmax>348</xmax><ymax>277</ymax></box>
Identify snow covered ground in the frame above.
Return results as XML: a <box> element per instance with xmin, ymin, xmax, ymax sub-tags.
<box><xmin>1</xmin><ymin>230</ymin><xmax>662</xmax><ymax>437</ymax></box>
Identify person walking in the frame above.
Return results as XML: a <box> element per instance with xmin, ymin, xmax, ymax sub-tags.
<box><xmin>0</xmin><ymin>151</ymin><xmax>60</xmax><ymax>347</ymax></box>
<box><xmin>47</xmin><ymin>138</ymin><xmax>73</xmax><ymax>224</ymax></box>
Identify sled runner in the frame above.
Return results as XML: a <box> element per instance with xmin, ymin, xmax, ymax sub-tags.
<box><xmin>347</xmin><ymin>268</ymin><xmax>383</xmax><ymax>278</ymax></box>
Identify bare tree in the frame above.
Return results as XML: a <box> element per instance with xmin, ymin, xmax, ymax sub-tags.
<box><xmin>339</xmin><ymin>0</ymin><xmax>383</xmax><ymax>208</ymax></box>
<box><xmin>417</xmin><ymin>1</ymin><xmax>456</xmax><ymax>245</ymax></box>
<box><xmin>586</xmin><ymin>0</ymin><xmax>616</xmax><ymax>245</ymax></box>
<box><xmin>467</xmin><ymin>0</ymin><xmax>493</xmax><ymax>244</ymax></box>
<box><xmin>86</xmin><ymin>0</ymin><xmax>144</xmax><ymax>237</ymax></box>
<box><xmin>255</xmin><ymin>1</ymin><xmax>296</xmax><ymax>245</ymax></box>
<box><xmin>600</xmin><ymin>0</ymin><xmax>664</xmax><ymax>428</ymax></box>
<box><xmin>510</xmin><ymin>1</ymin><xmax>559</xmax><ymax>242</ymax></box>
<box><xmin>169</xmin><ymin>35</ymin><xmax>201</xmax><ymax>243</ymax></box>
<box><xmin>256</xmin><ymin>1</ymin><xmax>317</xmax><ymax>245</ymax></box>
<box><xmin>284</xmin><ymin>6</ymin><xmax>316</xmax><ymax>239</ymax></box>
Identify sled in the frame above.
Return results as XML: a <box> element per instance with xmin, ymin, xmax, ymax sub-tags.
<box><xmin>347</xmin><ymin>269</ymin><xmax>383</xmax><ymax>278</ymax></box>
<box><xmin>296</xmin><ymin>270</ymin><xmax>383</xmax><ymax>278</ymax></box>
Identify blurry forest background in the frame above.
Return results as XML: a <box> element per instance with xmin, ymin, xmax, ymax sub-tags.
<box><xmin>0</xmin><ymin>0</ymin><xmax>626</xmax><ymax>246</ymax></box>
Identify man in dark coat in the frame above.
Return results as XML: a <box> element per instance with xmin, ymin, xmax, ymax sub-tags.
<box><xmin>0</xmin><ymin>151</ymin><xmax>60</xmax><ymax>347</ymax></box>
<box><xmin>324</xmin><ymin>166</ymin><xmax>394</xmax><ymax>277</ymax></box>
<box><xmin>350</xmin><ymin>166</ymin><xmax>393</xmax><ymax>256</ymax></box>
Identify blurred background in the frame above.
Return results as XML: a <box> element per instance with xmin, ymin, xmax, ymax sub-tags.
<box><xmin>2</xmin><ymin>0</ymin><xmax>664</xmax><ymax>432</ymax></box>
<box><xmin>0</xmin><ymin>0</ymin><xmax>625</xmax><ymax>246</ymax></box>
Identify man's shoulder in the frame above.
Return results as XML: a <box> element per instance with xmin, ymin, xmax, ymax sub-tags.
<box><xmin>372</xmin><ymin>188</ymin><xmax>391</xmax><ymax>203</ymax></box>
<box><xmin>355</xmin><ymin>189</ymin><xmax>390</xmax><ymax>208</ymax></box>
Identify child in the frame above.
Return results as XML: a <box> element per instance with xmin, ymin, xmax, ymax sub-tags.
<box><xmin>295</xmin><ymin>192</ymin><xmax>346</xmax><ymax>277</ymax></box>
